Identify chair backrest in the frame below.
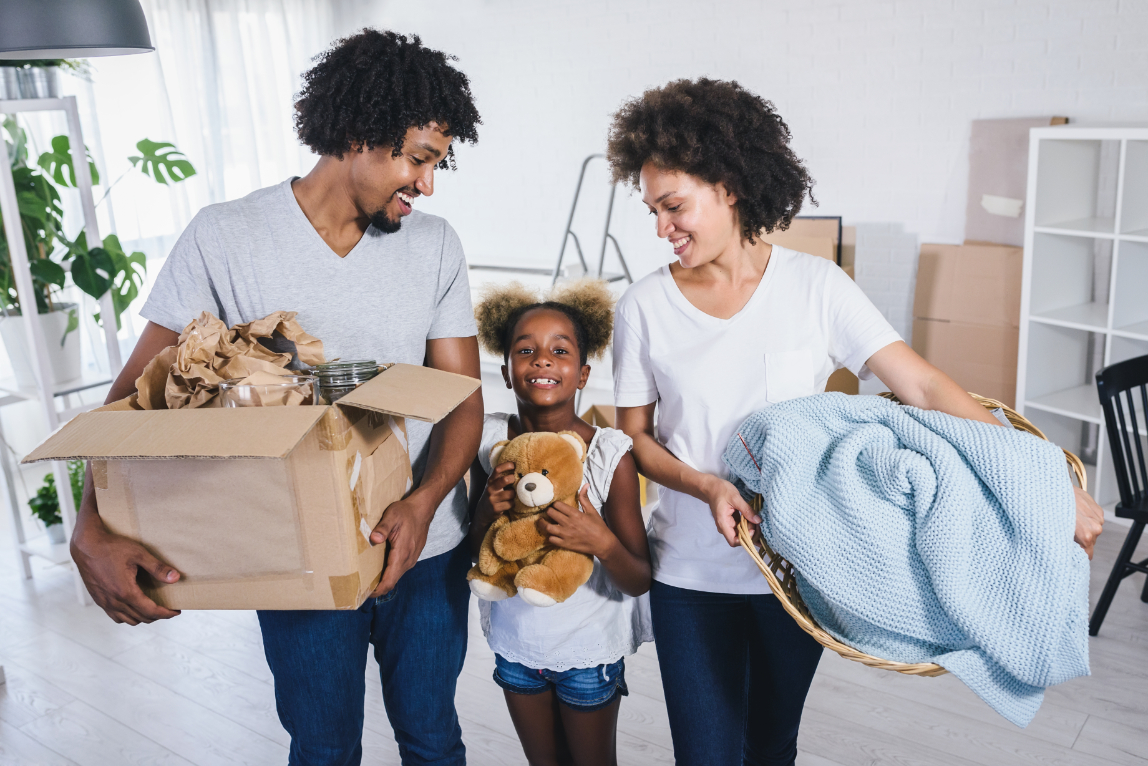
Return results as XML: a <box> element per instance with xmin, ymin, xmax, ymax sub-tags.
<box><xmin>1096</xmin><ymin>354</ymin><xmax>1148</xmax><ymax>509</ymax></box>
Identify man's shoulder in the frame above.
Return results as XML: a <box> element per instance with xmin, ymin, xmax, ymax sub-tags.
<box><xmin>189</xmin><ymin>181</ymin><xmax>289</xmax><ymax>234</ymax></box>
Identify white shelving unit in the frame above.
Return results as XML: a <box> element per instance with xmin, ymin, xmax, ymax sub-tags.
<box><xmin>1017</xmin><ymin>126</ymin><xmax>1148</xmax><ymax>508</ymax></box>
<box><xmin>0</xmin><ymin>96</ymin><xmax>123</xmax><ymax>604</ymax></box>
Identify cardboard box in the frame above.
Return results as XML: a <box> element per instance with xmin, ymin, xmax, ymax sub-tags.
<box><xmin>25</xmin><ymin>364</ymin><xmax>480</xmax><ymax>611</ymax></box>
<box><xmin>912</xmin><ymin>318</ymin><xmax>1018</xmax><ymax>407</ymax></box>
<box><xmin>914</xmin><ymin>243</ymin><xmax>1022</xmax><ymax>327</ymax></box>
<box><xmin>763</xmin><ymin>216</ymin><xmax>841</xmax><ymax>264</ymax></box>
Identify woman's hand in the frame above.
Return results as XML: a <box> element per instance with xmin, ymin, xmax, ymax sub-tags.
<box><xmin>542</xmin><ymin>485</ymin><xmax>616</xmax><ymax>559</ymax></box>
<box><xmin>700</xmin><ymin>474</ymin><xmax>761</xmax><ymax>547</ymax></box>
<box><xmin>1072</xmin><ymin>486</ymin><xmax>1104</xmax><ymax>560</ymax></box>
<box><xmin>485</xmin><ymin>462</ymin><xmax>517</xmax><ymax>517</ymax></box>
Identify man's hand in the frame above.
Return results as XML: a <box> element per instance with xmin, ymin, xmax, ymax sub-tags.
<box><xmin>369</xmin><ymin>489</ymin><xmax>437</xmax><ymax>596</ymax></box>
<box><xmin>700</xmin><ymin>474</ymin><xmax>761</xmax><ymax>547</ymax></box>
<box><xmin>71</xmin><ymin>513</ymin><xmax>181</xmax><ymax>625</ymax></box>
<box><xmin>1072</xmin><ymin>486</ymin><xmax>1104</xmax><ymax>560</ymax></box>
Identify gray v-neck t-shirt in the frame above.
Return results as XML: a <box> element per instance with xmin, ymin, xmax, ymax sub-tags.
<box><xmin>140</xmin><ymin>178</ymin><xmax>478</xmax><ymax>562</ymax></box>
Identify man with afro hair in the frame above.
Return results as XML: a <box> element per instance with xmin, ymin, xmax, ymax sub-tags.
<box><xmin>68</xmin><ymin>29</ymin><xmax>484</xmax><ymax>765</ymax></box>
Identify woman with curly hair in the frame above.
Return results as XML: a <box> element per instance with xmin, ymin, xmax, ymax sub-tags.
<box><xmin>606</xmin><ymin>78</ymin><xmax>1103</xmax><ymax>765</ymax></box>
<box><xmin>467</xmin><ymin>279</ymin><xmax>651</xmax><ymax>766</ymax></box>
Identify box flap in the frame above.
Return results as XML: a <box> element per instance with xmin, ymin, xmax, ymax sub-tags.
<box><xmin>336</xmin><ymin>363</ymin><xmax>480</xmax><ymax>424</ymax></box>
<box><xmin>23</xmin><ymin>406</ymin><xmax>328</xmax><ymax>462</ymax></box>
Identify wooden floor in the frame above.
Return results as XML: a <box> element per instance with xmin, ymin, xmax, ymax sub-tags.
<box><xmin>1</xmin><ymin>518</ymin><xmax>1145</xmax><ymax>765</ymax></box>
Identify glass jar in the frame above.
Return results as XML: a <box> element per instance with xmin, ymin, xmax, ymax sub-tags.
<box><xmin>313</xmin><ymin>360</ymin><xmax>379</xmax><ymax>404</ymax></box>
<box><xmin>219</xmin><ymin>374</ymin><xmax>316</xmax><ymax>407</ymax></box>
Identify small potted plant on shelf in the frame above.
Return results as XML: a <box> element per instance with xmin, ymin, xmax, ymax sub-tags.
<box><xmin>0</xmin><ymin>112</ymin><xmax>195</xmax><ymax>389</ymax></box>
<box><xmin>0</xmin><ymin>60</ymin><xmax>90</xmax><ymax>100</ymax></box>
<box><xmin>27</xmin><ymin>460</ymin><xmax>83</xmax><ymax>544</ymax></box>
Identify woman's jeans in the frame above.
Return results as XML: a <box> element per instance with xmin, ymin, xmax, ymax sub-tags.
<box><xmin>650</xmin><ymin>580</ymin><xmax>824</xmax><ymax>766</ymax></box>
<box><xmin>258</xmin><ymin>541</ymin><xmax>471</xmax><ymax>766</ymax></box>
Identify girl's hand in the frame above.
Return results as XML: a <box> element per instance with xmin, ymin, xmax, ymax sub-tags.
<box><xmin>541</xmin><ymin>485</ymin><xmax>615</xmax><ymax>559</ymax></box>
<box><xmin>700</xmin><ymin>474</ymin><xmax>761</xmax><ymax>547</ymax></box>
<box><xmin>486</xmin><ymin>462</ymin><xmax>517</xmax><ymax>516</ymax></box>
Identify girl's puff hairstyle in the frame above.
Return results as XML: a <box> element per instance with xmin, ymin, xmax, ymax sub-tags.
<box><xmin>476</xmin><ymin>279</ymin><xmax>615</xmax><ymax>366</ymax></box>
<box><xmin>606</xmin><ymin>77</ymin><xmax>815</xmax><ymax>243</ymax></box>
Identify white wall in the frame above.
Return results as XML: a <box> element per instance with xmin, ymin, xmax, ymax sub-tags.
<box><xmin>362</xmin><ymin>0</ymin><xmax>1148</xmax><ymax>339</ymax></box>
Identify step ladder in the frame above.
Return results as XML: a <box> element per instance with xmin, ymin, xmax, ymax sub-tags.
<box><xmin>552</xmin><ymin>154</ymin><xmax>633</xmax><ymax>286</ymax></box>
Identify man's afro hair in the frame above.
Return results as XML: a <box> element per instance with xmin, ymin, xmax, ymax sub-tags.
<box><xmin>607</xmin><ymin>78</ymin><xmax>814</xmax><ymax>242</ymax></box>
<box><xmin>294</xmin><ymin>28</ymin><xmax>480</xmax><ymax>167</ymax></box>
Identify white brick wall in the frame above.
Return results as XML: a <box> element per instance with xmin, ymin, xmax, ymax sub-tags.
<box><xmin>363</xmin><ymin>0</ymin><xmax>1147</xmax><ymax>326</ymax></box>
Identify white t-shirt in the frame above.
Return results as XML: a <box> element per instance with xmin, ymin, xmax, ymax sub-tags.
<box><xmin>477</xmin><ymin>414</ymin><xmax>654</xmax><ymax>670</ymax></box>
<box><xmin>612</xmin><ymin>246</ymin><xmax>901</xmax><ymax>595</ymax></box>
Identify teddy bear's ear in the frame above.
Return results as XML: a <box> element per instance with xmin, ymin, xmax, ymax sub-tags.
<box><xmin>489</xmin><ymin>440</ymin><xmax>510</xmax><ymax>468</ymax></box>
<box><xmin>559</xmin><ymin>432</ymin><xmax>586</xmax><ymax>462</ymax></box>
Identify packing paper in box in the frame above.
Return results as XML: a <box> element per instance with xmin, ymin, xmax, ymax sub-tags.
<box><xmin>136</xmin><ymin>310</ymin><xmax>326</xmax><ymax>409</ymax></box>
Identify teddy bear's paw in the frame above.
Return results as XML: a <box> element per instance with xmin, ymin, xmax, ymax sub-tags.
<box><xmin>470</xmin><ymin>579</ymin><xmax>513</xmax><ymax>601</ymax></box>
<box><xmin>518</xmin><ymin>588</ymin><xmax>557</xmax><ymax>608</ymax></box>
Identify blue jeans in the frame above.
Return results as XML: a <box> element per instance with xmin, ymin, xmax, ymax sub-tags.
<box><xmin>258</xmin><ymin>541</ymin><xmax>471</xmax><ymax>766</ymax></box>
<box><xmin>492</xmin><ymin>654</ymin><xmax>629</xmax><ymax>711</ymax></box>
<box><xmin>650</xmin><ymin>580</ymin><xmax>823</xmax><ymax>766</ymax></box>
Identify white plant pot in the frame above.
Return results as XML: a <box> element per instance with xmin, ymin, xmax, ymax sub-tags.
<box><xmin>46</xmin><ymin>522</ymin><xmax>66</xmax><ymax>545</ymax></box>
<box><xmin>0</xmin><ymin>306</ymin><xmax>83</xmax><ymax>389</ymax></box>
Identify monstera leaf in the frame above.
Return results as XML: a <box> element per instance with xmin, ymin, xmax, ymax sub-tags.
<box><xmin>101</xmin><ymin>234</ymin><xmax>147</xmax><ymax>329</ymax></box>
<box><xmin>29</xmin><ymin>258</ymin><xmax>65</xmax><ymax>289</ymax></box>
<box><xmin>128</xmin><ymin>139</ymin><xmax>196</xmax><ymax>185</ymax></box>
<box><xmin>37</xmin><ymin>135</ymin><xmax>100</xmax><ymax>188</ymax></box>
<box><xmin>64</xmin><ymin>232</ymin><xmax>114</xmax><ymax>300</ymax></box>
<box><xmin>3</xmin><ymin>116</ymin><xmax>28</xmax><ymax>168</ymax></box>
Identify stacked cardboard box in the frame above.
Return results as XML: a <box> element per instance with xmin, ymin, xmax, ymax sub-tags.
<box><xmin>912</xmin><ymin>243</ymin><xmax>1022</xmax><ymax>407</ymax></box>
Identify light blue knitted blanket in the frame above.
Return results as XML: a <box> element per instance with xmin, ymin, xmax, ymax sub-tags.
<box><xmin>724</xmin><ymin>393</ymin><xmax>1090</xmax><ymax>727</ymax></box>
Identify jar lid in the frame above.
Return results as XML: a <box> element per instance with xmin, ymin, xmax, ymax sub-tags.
<box><xmin>314</xmin><ymin>360</ymin><xmax>377</xmax><ymax>377</ymax></box>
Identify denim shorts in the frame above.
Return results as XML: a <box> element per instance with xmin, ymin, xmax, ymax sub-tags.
<box><xmin>493</xmin><ymin>654</ymin><xmax>629</xmax><ymax>712</ymax></box>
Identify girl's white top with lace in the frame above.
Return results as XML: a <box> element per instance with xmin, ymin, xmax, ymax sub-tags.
<box><xmin>477</xmin><ymin>413</ymin><xmax>654</xmax><ymax>670</ymax></box>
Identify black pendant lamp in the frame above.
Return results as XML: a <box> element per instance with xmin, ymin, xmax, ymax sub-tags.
<box><xmin>0</xmin><ymin>0</ymin><xmax>153</xmax><ymax>59</ymax></box>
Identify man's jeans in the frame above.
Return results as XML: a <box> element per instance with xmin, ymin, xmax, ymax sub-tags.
<box><xmin>258</xmin><ymin>541</ymin><xmax>471</xmax><ymax>766</ymax></box>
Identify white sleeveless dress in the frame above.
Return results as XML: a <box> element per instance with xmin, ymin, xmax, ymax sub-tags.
<box><xmin>476</xmin><ymin>413</ymin><xmax>654</xmax><ymax>670</ymax></box>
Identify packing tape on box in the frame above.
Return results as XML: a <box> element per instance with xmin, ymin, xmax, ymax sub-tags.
<box><xmin>92</xmin><ymin>459</ymin><xmax>109</xmax><ymax>490</ymax></box>
<box><xmin>328</xmin><ymin>571</ymin><xmax>360</xmax><ymax>609</ymax></box>
<box><xmin>318</xmin><ymin>408</ymin><xmax>353</xmax><ymax>451</ymax></box>
<box><xmin>388</xmin><ymin>416</ymin><xmax>407</xmax><ymax>453</ymax></box>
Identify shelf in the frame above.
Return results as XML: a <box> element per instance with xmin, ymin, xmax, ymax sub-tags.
<box><xmin>1120</xmin><ymin>229</ymin><xmax>1148</xmax><ymax>242</ymax></box>
<box><xmin>20</xmin><ymin>536</ymin><xmax>73</xmax><ymax>566</ymax></box>
<box><xmin>1113</xmin><ymin>320</ymin><xmax>1148</xmax><ymax>341</ymax></box>
<box><xmin>1025</xmin><ymin>384</ymin><xmax>1104</xmax><ymax>425</ymax></box>
<box><xmin>1029</xmin><ymin>302</ymin><xmax>1109</xmax><ymax>332</ymax></box>
<box><xmin>0</xmin><ymin>375</ymin><xmax>113</xmax><ymax>405</ymax></box>
<box><xmin>1033</xmin><ymin>217</ymin><xmax>1116</xmax><ymax>238</ymax></box>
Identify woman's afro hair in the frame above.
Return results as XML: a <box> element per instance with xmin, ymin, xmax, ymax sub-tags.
<box><xmin>294</xmin><ymin>29</ymin><xmax>480</xmax><ymax>167</ymax></box>
<box><xmin>606</xmin><ymin>78</ymin><xmax>815</xmax><ymax>242</ymax></box>
<box><xmin>475</xmin><ymin>279</ymin><xmax>615</xmax><ymax>366</ymax></box>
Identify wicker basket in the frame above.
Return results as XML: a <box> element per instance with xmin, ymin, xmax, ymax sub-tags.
<box><xmin>735</xmin><ymin>393</ymin><xmax>1087</xmax><ymax>677</ymax></box>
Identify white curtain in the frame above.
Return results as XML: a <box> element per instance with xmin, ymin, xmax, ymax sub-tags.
<box><xmin>54</xmin><ymin>0</ymin><xmax>361</xmax><ymax>339</ymax></box>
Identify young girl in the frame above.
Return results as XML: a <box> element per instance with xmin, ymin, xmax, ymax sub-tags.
<box><xmin>468</xmin><ymin>279</ymin><xmax>652</xmax><ymax>766</ymax></box>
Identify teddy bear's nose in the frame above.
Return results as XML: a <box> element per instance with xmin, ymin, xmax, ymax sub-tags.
<box><xmin>523</xmin><ymin>482</ymin><xmax>537</xmax><ymax>492</ymax></box>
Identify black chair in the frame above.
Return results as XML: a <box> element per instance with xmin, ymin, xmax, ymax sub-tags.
<box><xmin>1090</xmin><ymin>353</ymin><xmax>1148</xmax><ymax>636</ymax></box>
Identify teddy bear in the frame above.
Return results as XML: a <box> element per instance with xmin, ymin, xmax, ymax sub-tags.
<box><xmin>467</xmin><ymin>430</ymin><xmax>594</xmax><ymax>607</ymax></box>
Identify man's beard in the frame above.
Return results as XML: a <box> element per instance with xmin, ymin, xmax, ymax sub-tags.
<box><xmin>368</xmin><ymin>208</ymin><xmax>402</xmax><ymax>234</ymax></box>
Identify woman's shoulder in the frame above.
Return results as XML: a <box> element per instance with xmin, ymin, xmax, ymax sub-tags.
<box><xmin>615</xmin><ymin>266</ymin><xmax>668</xmax><ymax>314</ymax></box>
<box><xmin>770</xmin><ymin>245</ymin><xmax>851</xmax><ymax>289</ymax></box>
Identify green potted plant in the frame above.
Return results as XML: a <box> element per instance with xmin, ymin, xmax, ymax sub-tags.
<box><xmin>28</xmin><ymin>460</ymin><xmax>84</xmax><ymax>544</ymax></box>
<box><xmin>0</xmin><ymin>113</ymin><xmax>195</xmax><ymax>388</ymax></box>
